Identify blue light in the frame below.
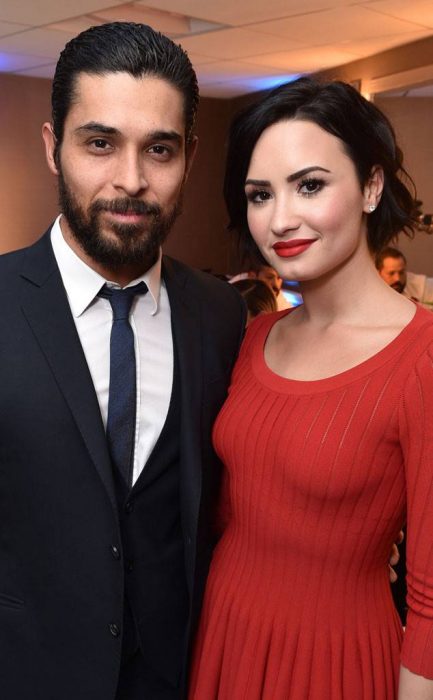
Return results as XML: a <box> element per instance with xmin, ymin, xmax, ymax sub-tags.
<box><xmin>282</xmin><ymin>280</ymin><xmax>303</xmax><ymax>307</ymax></box>
<box><xmin>247</xmin><ymin>74</ymin><xmax>303</xmax><ymax>93</ymax></box>
<box><xmin>0</xmin><ymin>53</ymin><xmax>14</xmax><ymax>70</ymax></box>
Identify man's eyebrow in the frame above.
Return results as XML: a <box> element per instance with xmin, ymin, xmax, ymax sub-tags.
<box><xmin>148</xmin><ymin>130</ymin><xmax>182</xmax><ymax>145</ymax></box>
<box><xmin>74</xmin><ymin>124</ymin><xmax>182</xmax><ymax>145</ymax></box>
<box><xmin>75</xmin><ymin>122</ymin><xmax>119</xmax><ymax>135</ymax></box>
<box><xmin>245</xmin><ymin>166</ymin><xmax>331</xmax><ymax>188</ymax></box>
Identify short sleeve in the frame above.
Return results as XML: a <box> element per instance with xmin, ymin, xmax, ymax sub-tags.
<box><xmin>399</xmin><ymin>342</ymin><xmax>433</xmax><ymax>677</ymax></box>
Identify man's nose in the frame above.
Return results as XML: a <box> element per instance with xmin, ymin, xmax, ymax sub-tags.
<box><xmin>112</xmin><ymin>149</ymin><xmax>148</xmax><ymax>196</ymax></box>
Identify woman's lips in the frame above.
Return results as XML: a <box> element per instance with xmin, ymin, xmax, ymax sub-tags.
<box><xmin>272</xmin><ymin>239</ymin><xmax>316</xmax><ymax>258</ymax></box>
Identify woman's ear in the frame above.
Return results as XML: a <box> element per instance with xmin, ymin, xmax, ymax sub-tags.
<box><xmin>363</xmin><ymin>165</ymin><xmax>384</xmax><ymax>214</ymax></box>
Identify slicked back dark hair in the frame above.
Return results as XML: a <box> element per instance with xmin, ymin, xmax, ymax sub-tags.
<box><xmin>224</xmin><ymin>77</ymin><xmax>416</xmax><ymax>261</ymax></box>
<box><xmin>51</xmin><ymin>21</ymin><xmax>199</xmax><ymax>161</ymax></box>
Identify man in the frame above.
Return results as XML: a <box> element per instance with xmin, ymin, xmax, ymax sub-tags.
<box><xmin>376</xmin><ymin>246</ymin><xmax>433</xmax><ymax>304</ymax></box>
<box><xmin>375</xmin><ymin>247</ymin><xmax>407</xmax><ymax>293</ymax></box>
<box><xmin>0</xmin><ymin>22</ymin><xmax>245</xmax><ymax>700</ymax></box>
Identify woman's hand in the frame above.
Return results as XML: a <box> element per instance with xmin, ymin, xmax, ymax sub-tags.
<box><xmin>389</xmin><ymin>530</ymin><xmax>404</xmax><ymax>583</ymax></box>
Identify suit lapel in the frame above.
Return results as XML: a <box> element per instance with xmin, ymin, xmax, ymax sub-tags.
<box><xmin>163</xmin><ymin>258</ymin><xmax>203</xmax><ymax>542</ymax></box>
<box><xmin>19</xmin><ymin>232</ymin><xmax>118</xmax><ymax>515</ymax></box>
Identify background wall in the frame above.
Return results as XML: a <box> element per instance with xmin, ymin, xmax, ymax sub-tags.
<box><xmin>376</xmin><ymin>96</ymin><xmax>433</xmax><ymax>276</ymax></box>
<box><xmin>0</xmin><ymin>73</ymin><xmax>57</xmax><ymax>251</ymax></box>
<box><xmin>163</xmin><ymin>97</ymin><xmax>233</xmax><ymax>274</ymax></box>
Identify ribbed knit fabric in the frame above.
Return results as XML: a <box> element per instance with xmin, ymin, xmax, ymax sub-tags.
<box><xmin>189</xmin><ymin>304</ymin><xmax>433</xmax><ymax>700</ymax></box>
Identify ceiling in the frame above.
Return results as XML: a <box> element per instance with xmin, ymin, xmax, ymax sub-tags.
<box><xmin>1</xmin><ymin>0</ymin><xmax>433</xmax><ymax>98</ymax></box>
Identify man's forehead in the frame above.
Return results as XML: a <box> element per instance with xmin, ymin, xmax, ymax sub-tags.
<box><xmin>69</xmin><ymin>71</ymin><xmax>186</xmax><ymax>133</ymax></box>
<box><xmin>383</xmin><ymin>256</ymin><xmax>405</xmax><ymax>267</ymax></box>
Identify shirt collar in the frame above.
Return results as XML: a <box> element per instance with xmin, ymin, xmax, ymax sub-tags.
<box><xmin>50</xmin><ymin>214</ymin><xmax>162</xmax><ymax>317</ymax></box>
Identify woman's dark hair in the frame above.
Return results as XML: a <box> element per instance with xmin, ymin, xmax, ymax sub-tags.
<box><xmin>224</xmin><ymin>77</ymin><xmax>416</xmax><ymax>259</ymax></box>
<box><xmin>231</xmin><ymin>278</ymin><xmax>277</xmax><ymax>318</ymax></box>
<box><xmin>51</xmin><ymin>22</ymin><xmax>199</xmax><ymax>162</ymax></box>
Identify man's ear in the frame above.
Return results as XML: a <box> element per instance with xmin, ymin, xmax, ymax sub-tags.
<box><xmin>363</xmin><ymin>165</ymin><xmax>384</xmax><ymax>213</ymax></box>
<box><xmin>42</xmin><ymin>122</ymin><xmax>59</xmax><ymax>176</ymax></box>
<box><xmin>184</xmin><ymin>135</ymin><xmax>198</xmax><ymax>183</ymax></box>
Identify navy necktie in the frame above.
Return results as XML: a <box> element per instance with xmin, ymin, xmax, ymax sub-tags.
<box><xmin>99</xmin><ymin>282</ymin><xmax>148</xmax><ymax>487</ymax></box>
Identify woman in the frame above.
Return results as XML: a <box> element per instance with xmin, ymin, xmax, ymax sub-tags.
<box><xmin>189</xmin><ymin>78</ymin><xmax>433</xmax><ymax>699</ymax></box>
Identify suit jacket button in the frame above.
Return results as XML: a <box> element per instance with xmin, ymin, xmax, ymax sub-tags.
<box><xmin>110</xmin><ymin>545</ymin><xmax>121</xmax><ymax>560</ymax></box>
<box><xmin>124</xmin><ymin>501</ymin><xmax>134</xmax><ymax>514</ymax></box>
<box><xmin>109</xmin><ymin>623</ymin><xmax>120</xmax><ymax>637</ymax></box>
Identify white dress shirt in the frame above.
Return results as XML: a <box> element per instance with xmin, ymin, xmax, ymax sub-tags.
<box><xmin>51</xmin><ymin>215</ymin><xmax>173</xmax><ymax>485</ymax></box>
<box><xmin>405</xmin><ymin>270</ymin><xmax>433</xmax><ymax>306</ymax></box>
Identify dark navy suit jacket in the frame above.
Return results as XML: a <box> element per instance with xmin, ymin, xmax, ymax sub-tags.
<box><xmin>0</xmin><ymin>229</ymin><xmax>246</xmax><ymax>699</ymax></box>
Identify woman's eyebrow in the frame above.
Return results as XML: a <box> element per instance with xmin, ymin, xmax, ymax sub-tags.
<box><xmin>245</xmin><ymin>166</ymin><xmax>331</xmax><ymax>188</ymax></box>
<box><xmin>287</xmin><ymin>166</ymin><xmax>331</xmax><ymax>182</ymax></box>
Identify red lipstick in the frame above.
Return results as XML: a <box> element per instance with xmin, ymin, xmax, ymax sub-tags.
<box><xmin>272</xmin><ymin>239</ymin><xmax>316</xmax><ymax>258</ymax></box>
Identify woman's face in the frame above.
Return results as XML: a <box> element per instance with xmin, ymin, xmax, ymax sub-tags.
<box><xmin>245</xmin><ymin>119</ymin><xmax>380</xmax><ymax>283</ymax></box>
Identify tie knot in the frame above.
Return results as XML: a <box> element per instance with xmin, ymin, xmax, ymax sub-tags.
<box><xmin>98</xmin><ymin>281</ymin><xmax>148</xmax><ymax>320</ymax></box>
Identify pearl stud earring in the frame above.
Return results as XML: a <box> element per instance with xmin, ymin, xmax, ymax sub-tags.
<box><xmin>368</xmin><ymin>204</ymin><xmax>376</xmax><ymax>212</ymax></box>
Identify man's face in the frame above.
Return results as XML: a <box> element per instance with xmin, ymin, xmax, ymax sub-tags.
<box><xmin>378</xmin><ymin>256</ymin><xmax>407</xmax><ymax>293</ymax></box>
<box><xmin>43</xmin><ymin>72</ymin><xmax>196</xmax><ymax>276</ymax></box>
<box><xmin>256</xmin><ymin>266</ymin><xmax>283</xmax><ymax>297</ymax></box>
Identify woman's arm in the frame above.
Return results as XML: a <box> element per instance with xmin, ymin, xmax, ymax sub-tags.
<box><xmin>398</xmin><ymin>333</ymin><xmax>433</xmax><ymax>686</ymax></box>
<box><xmin>399</xmin><ymin>666</ymin><xmax>433</xmax><ymax>699</ymax></box>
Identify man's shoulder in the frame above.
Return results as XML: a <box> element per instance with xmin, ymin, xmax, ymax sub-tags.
<box><xmin>163</xmin><ymin>255</ymin><xmax>247</xmax><ymax>333</ymax></box>
<box><xmin>0</xmin><ymin>243</ymin><xmax>30</xmax><ymax>266</ymax></box>
<box><xmin>0</xmin><ymin>243</ymin><xmax>31</xmax><ymax>283</ymax></box>
<box><xmin>163</xmin><ymin>255</ymin><xmax>240</xmax><ymax>300</ymax></box>
<box><xmin>0</xmin><ymin>230</ymin><xmax>51</xmax><ymax>264</ymax></box>
<box><xmin>0</xmin><ymin>229</ymin><xmax>54</xmax><ymax>289</ymax></box>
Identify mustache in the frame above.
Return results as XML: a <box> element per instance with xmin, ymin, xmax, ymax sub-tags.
<box><xmin>91</xmin><ymin>198</ymin><xmax>161</xmax><ymax>217</ymax></box>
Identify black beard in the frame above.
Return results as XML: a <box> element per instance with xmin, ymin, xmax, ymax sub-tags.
<box><xmin>391</xmin><ymin>281</ymin><xmax>405</xmax><ymax>294</ymax></box>
<box><xmin>58</xmin><ymin>169</ymin><xmax>181</xmax><ymax>270</ymax></box>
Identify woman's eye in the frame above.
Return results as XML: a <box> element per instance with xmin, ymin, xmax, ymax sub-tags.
<box><xmin>298</xmin><ymin>178</ymin><xmax>324</xmax><ymax>196</ymax></box>
<box><xmin>246</xmin><ymin>189</ymin><xmax>272</xmax><ymax>204</ymax></box>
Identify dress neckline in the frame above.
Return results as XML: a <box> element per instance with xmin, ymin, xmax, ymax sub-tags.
<box><xmin>253</xmin><ymin>303</ymin><xmax>427</xmax><ymax>394</ymax></box>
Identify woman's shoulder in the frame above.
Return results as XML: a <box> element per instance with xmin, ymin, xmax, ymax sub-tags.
<box><xmin>406</xmin><ymin>304</ymin><xmax>433</xmax><ymax>353</ymax></box>
<box><xmin>243</xmin><ymin>309</ymin><xmax>290</xmax><ymax>347</ymax></box>
<box><xmin>397</xmin><ymin>305</ymin><xmax>433</xmax><ymax>394</ymax></box>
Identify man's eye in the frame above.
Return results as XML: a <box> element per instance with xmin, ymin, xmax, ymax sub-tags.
<box><xmin>90</xmin><ymin>139</ymin><xmax>110</xmax><ymax>150</ymax></box>
<box><xmin>148</xmin><ymin>145</ymin><xmax>170</xmax><ymax>156</ymax></box>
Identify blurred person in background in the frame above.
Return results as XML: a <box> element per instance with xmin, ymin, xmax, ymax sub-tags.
<box><xmin>376</xmin><ymin>246</ymin><xmax>433</xmax><ymax>305</ymax></box>
<box><xmin>231</xmin><ymin>277</ymin><xmax>277</xmax><ymax>325</ymax></box>
<box><xmin>230</xmin><ymin>262</ymin><xmax>292</xmax><ymax>309</ymax></box>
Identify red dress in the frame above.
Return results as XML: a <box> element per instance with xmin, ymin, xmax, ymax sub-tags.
<box><xmin>189</xmin><ymin>305</ymin><xmax>433</xmax><ymax>699</ymax></box>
